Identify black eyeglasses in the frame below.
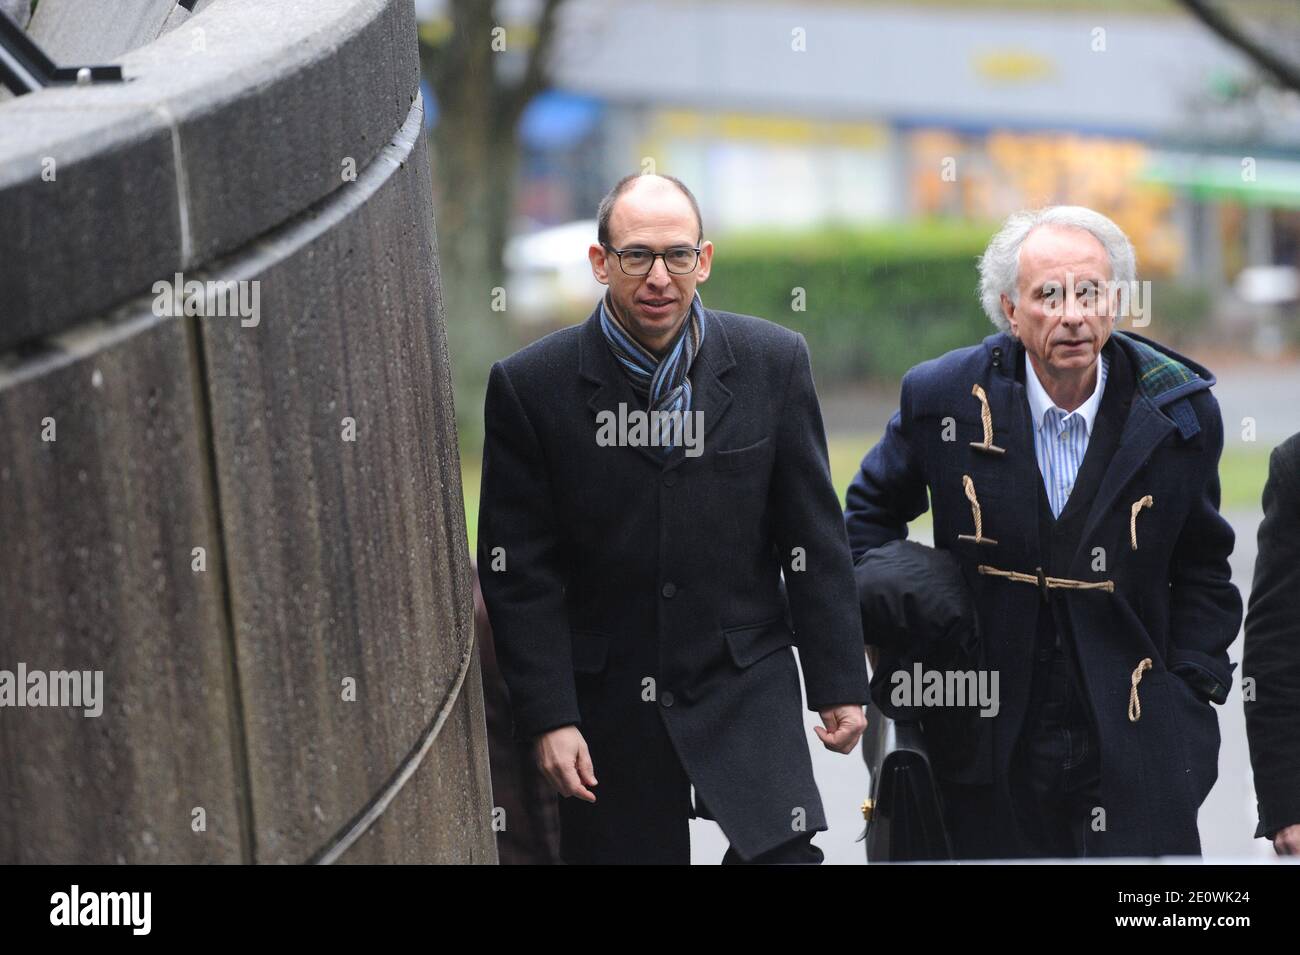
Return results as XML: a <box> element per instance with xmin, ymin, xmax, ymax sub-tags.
<box><xmin>601</xmin><ymin>243</ymin><xmax>701</xmax><ymax>276</ymax></box>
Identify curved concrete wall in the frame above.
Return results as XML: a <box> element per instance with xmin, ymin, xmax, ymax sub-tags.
<box><xmin>0</xmin><ymin>0</ymin><xmax>494</xmax><ymax>863</ymax></box>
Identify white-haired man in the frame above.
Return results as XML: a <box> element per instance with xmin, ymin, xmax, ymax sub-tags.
<box><xmin>846</xmin><ymin>206</ymin><xmax>1241</xmax><ymax>858</ymax></box>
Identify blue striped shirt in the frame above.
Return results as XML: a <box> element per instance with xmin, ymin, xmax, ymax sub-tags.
<box><xmin>1026</xmin><ymin>353</ymin><xmax>1109</xmax><ymax>518</ymax></box>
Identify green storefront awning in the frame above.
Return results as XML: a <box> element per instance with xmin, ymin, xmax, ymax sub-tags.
<box><xmin>1142</xmin><ymin>155</ymin><xmax>1300</xmax><ymax>208</ymax></box>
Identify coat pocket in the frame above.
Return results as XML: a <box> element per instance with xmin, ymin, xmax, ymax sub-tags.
<box><xmin>1166</xmin><ymin>670</ymin><xmax>1221</xmax><ymax>810</ymax></box>
<box><xmin>570</xmin><ymin>629</ymin><xmax>610</xmax><ymax>675</ymax></box>
<box><xmin>713</xmin><ymin>436</ymin><xmax>773</xmax><ymax>472</ymax></box>
<box><xmin>723</xmin><ymin>616</ymin><xmax>794</xmax><ymax>668</ymax></box>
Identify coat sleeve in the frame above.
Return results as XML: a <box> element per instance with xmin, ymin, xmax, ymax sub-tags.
<box><xmin>1243</xmin><ymin>437</ymin><xmax>1300</xmax><ymax>839</ymax></box>
<box><xmin>769</xmin><ymin>335</ymin><xmax>869</xmax><ymax>710</ymax></box>
<box><xmin>476</xmin><ymin>361</ymin><xmax>581</xmax><ymax>740</ymax></box>
<box><xmin>1166</xmin><ymin>399</ymin><xmax>1242</xmax><ymax>706</ymax></box>
<box><xmin>843</xmin><ymin>372</ymin><xmax>930</xmax><ymax>564</ymax></box>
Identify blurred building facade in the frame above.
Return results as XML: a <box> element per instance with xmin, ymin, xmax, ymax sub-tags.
<box><xmin>422</xmin><ymin>0</ymin><xmax>1300</xmax><ymax>342</ymax></box>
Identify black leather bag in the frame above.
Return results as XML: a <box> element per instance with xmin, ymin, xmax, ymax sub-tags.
<box><xmin>859</xmin><ymin>703</ymin><xmax>953</xmax><ymax>861</ymax></box>
<box><xmin>855</xmin><ymin>539</ymin><xmax>984</xmax><ymax>861</ymax></box>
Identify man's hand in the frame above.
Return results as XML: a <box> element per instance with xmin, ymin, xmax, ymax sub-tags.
<box><xmin>534</xmin><ymin>725</ymin><xmax>598</xmax><ymax>802</ymax></box>
<box><xmin>814</xmin><ymin>705</ymin><xmax>867</xmax><ymax>754</ymax></box>
<box><xmin>1273</xmin><ymin>823</ymin><xmax>1300</xmax><ymax>856</ymax></box>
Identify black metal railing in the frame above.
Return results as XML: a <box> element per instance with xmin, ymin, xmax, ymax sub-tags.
<box><xmin>0</xmin><ymin>8</ymin><xmax>123</xmax><ymax>96</ymax></box>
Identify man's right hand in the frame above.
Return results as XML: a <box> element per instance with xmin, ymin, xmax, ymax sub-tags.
<box><xmin>1273</xmin><ymin>822</ymin><xmax>1300</xmax><ymax>856</ymax></box>
<box><xmin>534</xmin><ymin>725</ymin><xmax>598</xmax><ymax>802</ymax></box>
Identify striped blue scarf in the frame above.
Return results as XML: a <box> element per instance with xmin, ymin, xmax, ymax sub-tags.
<box><xmin>598</xmin><ymin>291</ymin><xmax>705</xmax><ymax>453</ymax></box>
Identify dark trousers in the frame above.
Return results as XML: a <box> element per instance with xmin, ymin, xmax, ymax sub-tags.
<box><xmin>938</xmin><ymin>636</ymin><xmax>1102</xmax><ymax>861</ymax></box>
<box><xmin>559</xmin><ymin>714</ymin><xmax>823</xmax><ymax>865</ymax></box>
<box><xmin>721</xmin><ymin>832</ymin><xmax>823</xmax><ymax>864</ymax></box>
<box><xmin>1008</xmin><ymin>635</ymin><xmax>1103</xmax><ymax>858</ymax></box>
<box><xmin>558</xmin><ymin>705</ymin><xmax>692</xmax><ymax>865</ymax></box>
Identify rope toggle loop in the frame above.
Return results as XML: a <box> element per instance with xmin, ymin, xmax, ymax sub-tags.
<box><xmin>958</xmin><ymin>474</ymin><xmax>999</xmax><ymax>546</ymax></box>
<box><xmin>969</xmin><ymin>383</ymin><xmax>1006</xmax><ymax>455</ymax></box>
<box><xmin>1129</xmin><ymin>494</ymin><xmax>1154</xmax><ymax>551</ymax></box>
<box><xmin>1128</xmin><ymin>657</ymin><xmax>1153</xmax><ymax>722</ymax></box>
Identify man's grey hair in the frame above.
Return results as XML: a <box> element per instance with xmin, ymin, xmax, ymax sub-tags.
<box><xmin>977</xmin><ymin>206</ymin><xmax>1137</xmax><ymax>331</ymax></box>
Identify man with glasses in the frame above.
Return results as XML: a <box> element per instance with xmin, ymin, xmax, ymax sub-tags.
<box><xmin>478</xmin><ymin>173</ymin><xmax>868</xmax><ymax>864</ymax></box>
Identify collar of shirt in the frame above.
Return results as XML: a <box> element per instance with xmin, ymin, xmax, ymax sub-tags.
<box><xmin>1024</xmin><ymin>350</ymin><xmax>1109</xmax><ymax>436</ymax></box>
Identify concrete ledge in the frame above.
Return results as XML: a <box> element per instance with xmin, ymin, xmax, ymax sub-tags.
<box><xmin>0</xmin><ymin>0</ymin><xmax>420</xmax><ymax>351</ymax></box>
<box><xmin>196</xmin><ymin>95</ymin><xmax>489</xmax><ymax>862</ymax></box>
<box><xmin>0</xmin><ymin>2</ymin><xmax>494</xmax><ymax>863</ymax></box>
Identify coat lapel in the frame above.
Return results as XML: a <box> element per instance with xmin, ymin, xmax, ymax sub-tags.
<box><xmin>1074</xmin><ymin>344</ymin><xmax>1176</xmax><ymax>566</ymax></box>
<box><xmin>665</xmin><ymin>308</ymin><xmax>734</xmax><ymax>473</ymax></box>
<box><xmin>983</xmin><ymin>336</ymin><xmax>1043</xmax><ymax>560</ymax></box>
<box><xmin>579</xmin><ymin>304</ymin><xmax>662</xmax><ymax>469</ymax></box>
<box><xmin>578</xmin><ymin>303</ymin><xmax>733</xmax><ymax>471</ymax></box>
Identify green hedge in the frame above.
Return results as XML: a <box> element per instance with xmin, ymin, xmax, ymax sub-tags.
<box><xmin>702</xmin><ymin>223</ymin><xmax>997</xmax><ymax>382</ymax></box>
<box><xmin>702</xmin><ymin>222</ymin><xmax>1218</xmax><ymax>383</ymax></box>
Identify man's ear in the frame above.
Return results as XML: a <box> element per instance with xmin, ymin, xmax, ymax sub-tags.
<box><xmin>1000</xmin><ymin>293</ymin><xmax>1017</xmax><ymax>336</ymax></box>
<box><xmin>589</xmin><ymin>243</ymin><xmax>611</xmax><ymax>285</ymax></box>
<box><xmin>695</xmin><ymin>240</ymin><xmax>714</xmax><ymax>283</ymax></box>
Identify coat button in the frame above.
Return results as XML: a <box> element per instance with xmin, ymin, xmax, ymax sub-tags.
<box><xmin>663</xmin><ymin>472</ymin><xmax>677</xmax><ymax>487</ymax></box>
<box><xmin>661</xmin><ymin>582</ymin><xmax>677</xmax><ymax>598</ymax></box>
<box><xmin>661</xmin><ymin>690</ymin><xmax>675</xmax><ymax>707</ymax></box>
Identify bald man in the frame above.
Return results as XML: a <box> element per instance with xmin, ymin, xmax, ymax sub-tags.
<box><xmin>477</xmin><ymin>174</ymin><xmax>868</xmax><ymax>864</ymax></box>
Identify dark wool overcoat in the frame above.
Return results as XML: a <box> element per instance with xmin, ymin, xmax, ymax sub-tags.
<box><xmin>478</xmin><ymin>304</ymin><xmax>868</xmax><ymax>863</ymax></box>
<box><xmin>1243</xmin><ymin>431</ymin><xmax>1300</xmax><ymax>841</ymax></box>
<box><xmin>845</xmin><ymin>330</ymin><xmax>1243</xmax><ymax>858</ymax></box>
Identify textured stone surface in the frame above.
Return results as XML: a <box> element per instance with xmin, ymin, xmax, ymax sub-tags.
<box><xmin>195</xmin><ymin>97</ymin><xmax>491</xmax><ymax>863</ymax></box>
<box><xmin>28</xmin><ymin>0</ymin><xmax>178</xmax><ymax>63</ymax></box>
<box><xmin>0</xmin><ymin>311</ymin><xmax>244</xmax><ymax>864</ymax></box>
<box><xmin>334</xmin><ymin>655</ymin><xmax>495</xmax><ymax>864</ymax></box>
<box><xmin>0</xmin><ymin>0</ymin><xmax>30</xmax><ymax>30</ymax></box>
<box><xmin>0</xmin><ymin>0</ymin><xmax>419</xmax><ymax>352</ymax></box>
<box><xmin>1</xmin><ymin>0</ymin><xmax>495</xmax><ymax>864</ymax></box>
<box><xmin>0</xmin><ymin>111</ymin><xmax>181</xmax><ymax>352</ymax></box>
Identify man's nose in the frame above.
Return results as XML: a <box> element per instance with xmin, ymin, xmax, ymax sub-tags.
<box><xmin>1063</xmin><ymin>292</ymin><xmax>1087</xmax><ymax>322</ymax></box>
<box><xmin>645</xmin><ymin>256</ymin><xmax>671</xmax><ymax>286</ymax></box>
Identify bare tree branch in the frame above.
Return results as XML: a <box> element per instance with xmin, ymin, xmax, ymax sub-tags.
<box><xmin>1177</xmin><ymin>0</ymin><xmax>1300</xmax><ymax>93</ymax></box>
<box><xmin>425</xmin><ymin>0</ymin><xmax>480</xmax><ymax>100</ymax></box>
<box><xmin>503</xmin><ymin>0</ymin><xmax>565</xmax><ymax>120</ymax></box>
